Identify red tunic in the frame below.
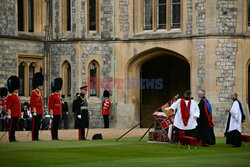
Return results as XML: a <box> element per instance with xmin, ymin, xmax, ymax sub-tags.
<box><xmin>102</xmin><ymin>99</ymin><xmax>111</xmax><ymax>115</ymax></box>
<box><xmin>49</xmin><ymin>93</ymin><xmax>62</xmax><ymax>115</ymax></box>
<box><xmin>0</xmin><ymin>98</ymin><xmax>5</xmax><ymax>107</ymax></box>
<box><xmin>30</xmin><ymin>89</ymin><xmax>43</xmax><ymax>115</ymax></box>
<box><xmin>6</xmin><ymin>93</ymin><xmax>21</xmax><ymax>117</ymax></box>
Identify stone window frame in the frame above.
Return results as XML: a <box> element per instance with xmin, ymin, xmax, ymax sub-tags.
<box><xmin>87</xmin><ymin>60</ymin><xmax>100</xmax><ymax>97</ymax></box>
<box><xmin>62</xmin><ymin>0</ymin><xmax>72</xmax><ymax>34</ymax></box>
<box><xmin>16</xmin><ymin>0</ymin><xmax>45</xmax><ymax>35</ymax></box>
<box><xmin>248</xmin><ymin>0</ymin><xmax>250</xmax><ymax>28</ymax></box>
<box><xmin>61</xmin><ymin>60</ymin><xmax>71</xmax><ymax>97</ymax></box>
<box><xmin>137</xmin><ymin>0</ymin><xmax>183</xmax><ymax>33</ymax></box>
<box><xmin>86</xmin><ymin>0</ymin><xmax>100</xmax><ymax>34</ymax></box>
<box><xmin>17</xmin><ymin>53</ymin><xmax>44</xmax><ymax>97</ymax></box>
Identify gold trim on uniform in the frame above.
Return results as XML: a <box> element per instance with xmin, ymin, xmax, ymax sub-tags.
<box><xmin>80</xmin><ymin>106</ymin><xmax>88</xmax><ymax>110</ymax></box>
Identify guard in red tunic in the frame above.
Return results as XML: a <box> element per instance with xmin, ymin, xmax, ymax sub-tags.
<box><xmin>49</xmin><ymin>78</ymin><xmax>63</xmax><ymax>140</ymax></box>
<box><xmin>30</xmin><ymin>72</ymin><xmax>44</xmax><ymax>141</ymax></box>
<box><xmin>0</xmin><ymin>87</ymin><xmax>8</xmax><ymax>131</ymax></box>
<box><xmin>102</xmin><ymin>90</ymin><xmax>111</xmax><ymax>128</ymax></box>
<box><xmin>0</xmin><ymin>87</ymin><xmax>8</xmax><ymax>109</ymax></box>
<box><xmin>6</xmin><ymin>76</ymin><xmax>21</xmax><ymax>142</ymax></box>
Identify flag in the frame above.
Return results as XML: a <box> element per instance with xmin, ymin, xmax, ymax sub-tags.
<box><xmin>153</xmin><ymin>95</ymin><xmax>178</xmax><ymax>132</ymax></box>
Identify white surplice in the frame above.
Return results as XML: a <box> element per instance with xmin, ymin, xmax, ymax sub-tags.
<box><xmin>166</xmin><ymin>99</ymin><xmax>200</xmax><ymax>130</ymax></box>
<box><xmin>225</xmin><ymin>100</ymin><xmax>242</xmax><ymax>133</ymax></box>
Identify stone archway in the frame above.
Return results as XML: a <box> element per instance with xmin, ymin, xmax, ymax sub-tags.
<box><xmin>126</xmin><ymin>47</ymin><xmax>190</xmax><ymax>128</ymax></box>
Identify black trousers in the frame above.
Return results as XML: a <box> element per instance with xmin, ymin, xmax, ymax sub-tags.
<box><xmin>32</xmin><ymin>114</ymin><xmax>42</xmax><ymax>141</ymax></box>
<box><xmin>51</xmin><ymin>115</ymin><xmax>60</xmax><ymax>140</ymax></box>
<box><xmin>79</xmin><ymin>128</ymin><xmax>85</xmax><ymax>140</ymax></box>
<box><xmin>59</xmin><ymin>113</ymin><xmax>68</xmax><ymax>129</ymax></box>
<box><xmin>1</xmin><ymin>119</ymin><xmax>7</xmax><ymax>131</ymax></box>
<box><xmin>103</xmin><ymin>115</ymin><xmax>109</xmax><ymax>128</ymax></box>
<box><xmin>9</xmin><ymin>117</ymin><xmax>18</xmax><ymax>142</ymax></box>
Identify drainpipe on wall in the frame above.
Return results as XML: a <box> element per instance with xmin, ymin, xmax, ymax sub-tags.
<box><xmin>111</xmin><ymin>0</ymin><xmax>117</xmax><ymax>128</ymax></box>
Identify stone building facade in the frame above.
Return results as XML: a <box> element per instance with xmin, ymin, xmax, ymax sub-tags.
<box><xmin>0</xmin><ymin>0</ymin><xmax>250</xmax><ymax>132</ymax></box>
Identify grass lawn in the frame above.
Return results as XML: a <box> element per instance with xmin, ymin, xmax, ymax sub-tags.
<box><xmin>0</xmin><ymin>137</ymin><xmax>250</xmax><ymax>167</ymax></box>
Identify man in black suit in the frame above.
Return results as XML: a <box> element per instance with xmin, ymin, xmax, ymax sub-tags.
<box><xmin>60</xmin><ymin>95</ymin><xmax>68</xmax><ymax>129</ymax></box>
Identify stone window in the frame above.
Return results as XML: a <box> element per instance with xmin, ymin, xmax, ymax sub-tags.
<box><xmin>62</xmin><ymin>0</ymin><xmax>71</xmax><ymax>33</ymax></box>
<box><xmin>87</xmin><ymin>0</ymin><xmax>99</xmax><ymax>33</ymax></box>
<box><xmin>157</xmin><ymin>0</ymin><xmax>167</xmax><ymax>29</ymax></box>
<box><xmin>17</xmin><ymin>54</ymin><xmax>44</xmax><ymax>97</ymax></box>
<box><xmin>88</xmin><ymin>61</ymin><xmax>100</xmax><ymax>97</ymax></box>
<box><xmin>17</xmin><ymin>0</ymin><xmax>44</xmax><ymax>34</ymax></box>
<box><xmin>171</xmin><ymin>0</ymin><xmax>181</xmax><ymax>28</ymax></box>
<box><xmin>141</xmin><ymin>0</ymin><xmax>182</xmax><ymax>32</ymax></box>
<box><xmin>248</xmin><ymin>0</ymin><xmax>250</xmax><ymax>27</ymax></box>
<box><xmin>28</xmin><ymin>63</ymin><xmax>35</xmax><ymax>95</ymax></box>
<box><xmin>143</xmin><ymin>0</ymin><xmax>153</xmax><ymax>30</ymax></box>
<box><xmin>62</xmin><ymin>61</ymin><xmax>71</xmax><ymax>97</ymax></box>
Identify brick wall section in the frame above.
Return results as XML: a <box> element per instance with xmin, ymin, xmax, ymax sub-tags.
<box><xmin>0</xmin><ymin>41</ymin><xmax>44</xmax><ymax>87</ymax></box>
<box><xmin>195</xmin><ymin>0</ymin><xmax>206</xmax><ymax>34</ymax></box>
<box><xmin>101</xmin><ymin>0</ymin><xmax>113</xmax><ymax>39</ymax></box>
<box><xmin>186</xmin><ymin>0</ymin><xmax>193</xmax><ymax>35</ymax></box>
<box><xmin>196</xmin><ymin>38</ymin><xmax>206</xmax><ymax>91</ymax></box>
<box><xmin>216</xmin><ymin>0</ymin><xmax>238</xmax><ymax>34</ymax></box>
<box><xmin>72</xmin><ymin>0</ymin><xmax>77</xmax><ymax>37</ymax></box>
<box><xmin>119</xmin><ymin>0</ymin><xmax>129</xmax><ymax>39</ymax></box>
<box><xmin>54</xmin><ymin>0</ymin><xmax>60</xmax><ymax>39</ymax></box>
<box><xmin>0</xmin><ymin>0</ymin><xmax>16</xmax><ymax>36</ymax></box>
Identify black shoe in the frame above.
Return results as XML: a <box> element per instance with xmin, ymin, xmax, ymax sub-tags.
<box><xmin>13</xmin><ymin>139</ymin><xmax>19</xmax><ymax>142</ymax></box>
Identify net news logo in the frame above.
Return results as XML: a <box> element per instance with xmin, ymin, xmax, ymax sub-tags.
<box><xmin>87</xmin><ymin>77</ymin><xmax>164</xmax><ymax>89</ymax></box>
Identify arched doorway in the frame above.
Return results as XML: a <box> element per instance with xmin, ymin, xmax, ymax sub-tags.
<box><xmin>140</xmin><ymin>55</ymin><xmax>190</xmax><ymax>127</ymax></box>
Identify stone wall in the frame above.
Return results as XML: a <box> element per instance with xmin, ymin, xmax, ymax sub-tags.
<box><xmin>196</xmin><ymin>38</ymin><xmax>206</xmax><ymax>91</ymax></box>
<box><xmin>186</xmin><ymin>0</ymin><xmax>193</xmax><ymax>35</ymax></box>
<box><xmin>195</xmin><ymin>0</ymin><xmax>206</xmax><ymax>34</ymax></box>
<box><xmin>100</xmin><ymin>0</ymin><xmax>113</xmax><ymax>39</ymax></box>
<box><xmin>216</xmin><ymin>0</ymin><xmax>238</xmax><ymax>34</ymax></box>
<box><xmin>119</xmin><ymin>0</ymin><xmax>129</xmax><ymax>39</ymax></box>
<box><xmin>0</xmin><ymin>40</ymin><xmax>44</xmax><ymax>87</ymax></box>
<box><xmin>0</xmin><ymin>0</ymin><xmax>16</xmax><ymax>36</ymax></box>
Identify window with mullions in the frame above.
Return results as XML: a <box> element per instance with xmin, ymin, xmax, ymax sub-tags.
<box><xmin>29</xmin><ymin>63</ymin><xmax>35</xmax><ymax>95</ymax></box>
<box><xmin>90</xmin><ymin>63</ymin><xmax>97</xmax><ymax>96</ymax></box>
<box><xmin>143</xmin><ymin>0</ymin><xmax>153</xmax><ymax>30</ymax></box>
<box><xmin>19</xmin><ymin>62</ymin><xmax>25</xmax><ymax>96</ymax></box>
<box><xmin>157</xmin><ymin>0</ymin><xmax>167</xmax><ymax>29</ymax></box>
<box><xmin>171</xmin><ymin>0</ymin><xmax>181</xmax><ymax>28</ymax></box>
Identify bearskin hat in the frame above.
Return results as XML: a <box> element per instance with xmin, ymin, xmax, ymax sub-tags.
<box><xmin>103</xmin><ymin>90</ymin><xmax>110</xmax><ymax>98</ymax></box>
<box><xmin>51</xmin><ymin>77</ymin><xmax>63</xmax><ymax>93</ymax></box>
<box><xmin>0</xmin><ymin>87</ymin><xmax>8</xmax><ymax>97</ymax></box>
<box><xmin>7</xmin><ymin>76</ymin><xmax>20</xmax><ymax>93</ymax></box>
<box><xmin>32</xmin><ymin>72</ymin><xmax>44</xmax><ymax>88</ymax></box>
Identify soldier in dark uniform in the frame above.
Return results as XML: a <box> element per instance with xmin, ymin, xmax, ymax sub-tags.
<box><xmin>72</xmin><ymin>93</ymin><xmax>79</xmax><ymax>129</ymax></box>
<box><xmin>59</xmin><ymin>95</ymin><xmax>68</xmax><ymax>129</ymax></box>
<box><xmin>75</xmin><ymin>86</ymin><xmax>89</xmax><ymax>140</ymax></box>
<box><xmin>6</xmin><ymin>76</ymin><xmax>21</xmax><ymax>142</ymax></box>
<box><xmin>49</xmin><ymin>78</ymin><xmax>63</xmax><ymax>140</ymax></box>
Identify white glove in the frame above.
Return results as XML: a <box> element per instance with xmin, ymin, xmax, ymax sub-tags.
<box><xmin>77</xmin><ymin>115</ymin><xmax>81</xmax><ymax>119</ymax></box>
<box><xmin>8</xmin><ymin>115</ymin><xmax>11</xmax><ymax>119</ymax></box>
<box><xmin>33</xmin><ymin>112</ymin><xmax>37</xmax><ymax>116</ymax></box>
<box><xmin>50</xmin><ymin>115</ymin><xmax>53</xmax><ymax>119</ymax></box>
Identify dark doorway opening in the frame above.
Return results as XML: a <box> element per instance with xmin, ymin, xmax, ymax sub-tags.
<box><xmin>140</xmin><ymin>54</ymin><xmax>190</xmax><ymax>128</ymax></box>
